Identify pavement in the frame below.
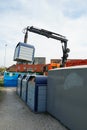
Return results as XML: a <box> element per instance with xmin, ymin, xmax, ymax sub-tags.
<box><xmin>0</xmin><ymin>87</ymin><xmax>68</xmax><ymax>130</ymax></box>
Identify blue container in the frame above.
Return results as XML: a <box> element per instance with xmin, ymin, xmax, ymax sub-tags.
<box><xmin>21</xmin><ymin>75</ymin><xmax>30</xmax><ymax>102</ymax></box>
<box><xmin>13</xmin><ymin>42</ymin><xmax>35</xmax><ymax>63</ymax></box>
<box><xmin>17</xmin><ymin>74</ymin><xmax>26</xmax><ymax>97</ymax></box>
<box><xmin>4</xmin><ymin>72</ymin><xmax>19</xmax><ymax>87</ymax></box>
<box><xmin>27</xmin><ymin>75</ymin><xmax>47</xmax><ymax>113</ymax></box>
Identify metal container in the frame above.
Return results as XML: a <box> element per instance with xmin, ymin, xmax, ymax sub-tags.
<box><xmin>13</xmin><ymin>42</ymin><xmax>35</xmax><ymax>63</ymax></box>
<box><xmin>21</xmin><ymin>75</ymin><xmax>30</xmax><ymax>102</ymax></box>
<box><xmin>17</xmin><ymin>74</ymin><xmax>26</xmax><ymax>97</ymax></box>
<box><xmin>27</xmin><ymin>75</ymin><xmax>47</xmax><ymax>113</ymax></box>
<box><xmin>47</xmin><ymin>66</ymin><xmax>87</xmax><ymax>130</ymax></box>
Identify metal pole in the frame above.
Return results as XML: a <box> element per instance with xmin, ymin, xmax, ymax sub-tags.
<box><xmin>24</xmin><ymin>30</ymin><xmax>28</xmax><ymax>43</ymax></box>
<box><xmin>4</xmin><ymin>44</ymin><xmax>7</xmax><ymax>67</ymax></box>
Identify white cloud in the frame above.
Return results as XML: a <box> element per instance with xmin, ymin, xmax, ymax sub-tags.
<box><xmin>62</xmin><ymin>0</ymin><xmax>87</xmax><ymax>18</ymax></box>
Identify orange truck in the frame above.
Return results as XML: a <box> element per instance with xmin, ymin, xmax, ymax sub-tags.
<box><xmin>66</xmin><ymin>59</ymin><xmax>87</xmax><ymax>67</ymax></box>
<box><xmin>14</xmin><ymin>59</ymin><xmax>87</xmax><ymax>76</ymax></box>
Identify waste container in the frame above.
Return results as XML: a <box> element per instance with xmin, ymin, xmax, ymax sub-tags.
<box><xmin>27</xmin><ymin>75</ymin><xmax>47</xmax><ymax>113</ymax></box>
<box><xmin>21</xmin><ymin>75</ymin><xmax>30</xmax><ymax>102</ymax></box>
<box><xmin>13</xmin><ymin>42</ymin><xmax>35</xmax><ymax>63</ymax></box>
<box><xmin>17</xmin><ymin>74</ymin><xmax>26</xmax><ymax>97</ymax></box>
<box><xmin>4</xmin><ymin>72</ymin><xmax>19</xmax><ymax>87</ymax></box>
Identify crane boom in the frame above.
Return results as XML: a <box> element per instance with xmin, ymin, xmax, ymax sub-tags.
<box><xmin>27</xmin><ymin>26</ymin><xmax>68</xmax><ymax>42</ymax></box>
<box><xmin>23</xmin><ymin>26</ymin><xmax>70</xmax><ymax>67</ymax></box>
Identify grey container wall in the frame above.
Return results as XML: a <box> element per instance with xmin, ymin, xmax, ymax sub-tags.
<box><xmin>27</xmin><ymin>75</ymin><xmax>47</xmax><ymax>113</ymax></box>
<box><xmin>47</xmin><ymin>66</ymin><xmax>87</xmax><ymax>130</ymax></box>
<box><xmin>21</xmin><ymin>75</ymin><xmax>30</xmax><ymax>102</ymax></box>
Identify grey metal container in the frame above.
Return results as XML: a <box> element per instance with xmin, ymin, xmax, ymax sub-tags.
<box><xmin>13</xmin><ymin>42</ymin><xmax>35</xmax><ymax>63</ymax></box>
<box><xmin>17</xmin><ymin>74</ymin><xmax>26</xmax><ymax>97</ymax></box>
<box><xmin>27</xmin><ymin>75</ymin><xmax>47</xmax><ymax>113</ymax></box>
<box><xmin>21</xmin><ymin>75</ymin><xmax>30</xmax><ymax>102</ymax></box>
<box><xmin>47</xmin><ymin>66</ymin><xmax>87</xmax><ymax>130</ymax></box>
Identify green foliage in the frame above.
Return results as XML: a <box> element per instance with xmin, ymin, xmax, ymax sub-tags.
<box><xmin>0</xmin><ymin>79</ymin><xmax>4</xmax><ymax>87</ymax></box>
<box><xmin>0</xmin><ymin>67</ymin><xmax>5</xmax><ymax>72</ymax></box>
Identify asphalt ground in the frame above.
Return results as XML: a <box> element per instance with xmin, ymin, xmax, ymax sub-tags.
<box><xmin>0</xmin><ymin>87</ymin><xmax>68</xmax><ymax>130</ymax></box>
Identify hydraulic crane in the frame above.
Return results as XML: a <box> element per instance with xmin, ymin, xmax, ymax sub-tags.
<box><xmin>23</xmin><ymin>26</ymin><xmax>70</xmax><ymax>67</ymax></box>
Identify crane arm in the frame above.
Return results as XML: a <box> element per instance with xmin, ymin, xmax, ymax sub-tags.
<box><xmin>27</xmin><ymin>26</ymin><xmax>68</xmax><ymax>43</ymax></box>
<box><xmin>23</xmin><ymin>26</ymin><xmax>70</xmax><ymax>67</ymax></box>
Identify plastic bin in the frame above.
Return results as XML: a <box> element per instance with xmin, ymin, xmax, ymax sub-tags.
<box><xmin>4</xmin><ymin>72</ymin><xmax>19</xmax><ymax>87</ymax></box>
<box><xmin>27</xmin><ymin>75</ymin><xmax>47</xmax><ymax>113</ymax></box>
<box><xmin>21</xmin><ymin>75</ymin><xmax>30</xmax><ymax>102</ymax></box>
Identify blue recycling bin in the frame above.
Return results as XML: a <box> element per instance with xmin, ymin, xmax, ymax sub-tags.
<box><xmin>21</xmin><ymin>75</ymin><xmax>30</xmax><ymax>102</ymax></box>
<box><xmin>27</xmin><ymin>75</ymin><xmax>47</xmax><ymax>113</ymax></box>
<box><xmin>17</xmin><ymin>74</ymin><xmax>26</xmax><ymax>97</ymax></box>
<box><xmin>4</xmin><ymin>72</ymin><xmax>19</xmax><ymax>87</ymax></box>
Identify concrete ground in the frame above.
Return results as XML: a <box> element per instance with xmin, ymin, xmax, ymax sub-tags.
<box><xmin>0</xmin><ymin>87</ymin><xmax>68</xmax><ymax>130</ymax></box>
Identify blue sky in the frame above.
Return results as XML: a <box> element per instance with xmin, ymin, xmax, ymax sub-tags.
<box><xmin>0</xmin><ymin>0</ymin><xmax>87</xmax><ymax>67</ymax></box>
